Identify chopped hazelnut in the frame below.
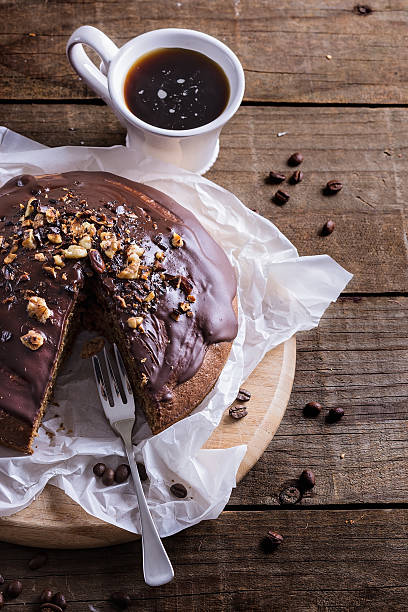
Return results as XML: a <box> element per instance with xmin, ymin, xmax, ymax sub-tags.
<box><xmin>141</xmin><ymin>373</ymin><xmax>148</xmax><ymax>387</ymax></box>
<box><xmin>143</xmin><ymin>291</ymin><xmax>155</xmax><ymax>302</ymax></box>
<box><xmin>33</xmin><ymin>213</ymin><xmax>44</xmax><ymax>229</ymax></box>
<box><xmin>27</xmin><ymin>295</ymin><xmax>52</xmax><ymax>323</ymax></box>
<box><xmin>43</xmin><ymin>265</ymin><xmax>57</xmax><ymax>279</ymax></box>
<box><xmin>22</xmin><ymin>228</ymin><xmax>37</xmax><ymax>250</ymax></box>
<box><xmin>127</xmin><ymin>316</ymin><xmax>144</xmax><ymax>329</ymax></box>
<box><xmin>100</xmin><ymin>231</ymin><xmax>121</xmax><ymax>259</ymax></box>
<box><xmin>4</xmin><ymin>252</ymin><xmax>17</xmax><ymax>264</ymax></box>
<box><xmin>35</xmin><ymin>252</ymin><xmax>47</xmax><ymax>262</ymax></box>
<box><xmin>20</xmin><ymin>329</ymin><xmax>44</xmax><ymax>350</ymax></box>
<box><xmin>115</xmin><ymin>295</ymin><xmax>127</xmax><ymax>308</ymax></box>
<box><xmin>24</xmin><ymin>196</ymin><xmax>37</xmax><ymax>218</ymax></box>
<box><xmin>62</xmin><ymin>244</ymin><xmax>87</xmax><ymax>259</ymax></box>
<box><xmin>53</xmin><ymin>254</ymin><xmax>65</xmax><ymax>267</ymax></box>
<box><xmin>47</xmin><ymin>233</ymin><xmax>62</xmax><ymax>244</ymax></box>
<box><xmin>171</xmin><ymin>310</ymin><xmax>180</xmax><ymax>321</ymax></box>
<box><xmin>79</xmin><ymin>235</ymin><xmax>93</xmax><ymax>250</ymax></box>
<box><xmin>117</xmin><ymin>261</ymin><xmax>139</xmax><ymax>280</ymax></box>
<box><xmin>82</xmin><ymin>221</ymin><xmax>96</xmax><ymax>237</ymax></box>
<box><xmin>171</xmin><ymin>232</ymin><xmax>184</xmax><ymax>248</ymax></box>
<box><xmin>155</xmin><ymin>251</ymin><xmax>165</xmax><ymax>261</ymax></box>
<box><xmin>45</xmin><ymin>207</ymin><xmax>59</xmax><ymax>223</ymax></box>
<box><xmin>179</xmin><ymin>301</ymin><xmax>191</xmax><ymax>312</ymax></box>
<box><xmin>128</xmin><ymin>243</ymin><xmax>145</xmax><ymax>259</ymax></box>
<box><xmin>187</xmin><ymin>295</ymin><xmax>196</xmax><ymax>303</ymax></box>
<box><xmin>21</xmin><ymin>219</ymin><xmax>32</xmax><ymax>227</ymax></box>
<box><xmin>61</xmin><ymin>273</ymin><xmax>67</xmax><ymax>281</ymax></box>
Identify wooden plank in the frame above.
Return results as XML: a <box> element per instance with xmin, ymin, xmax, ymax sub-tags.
<box><xmin>1</xmin><ymin>103</ymin><xmax>407</xmax><ymax>293</ymax></box>
<box><xmin>0</xmin><ymin>0</ymin><xmax>407</xmax><ymax>103</ymax></box>
<box><xmin>0</xmin><ymin>509</ymin><xmax>407</xmax><ymax>610</ymax></box>
<box><xmin>231</xmin><ymin>295</ymin><xmax>408</xmax><ymax>506</ymax></box>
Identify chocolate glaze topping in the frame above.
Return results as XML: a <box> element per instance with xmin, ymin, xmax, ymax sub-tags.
<box><xmin>0</xmin><ymin>171</ymin><xmax>237</xmax><ymax>426</ymax></box>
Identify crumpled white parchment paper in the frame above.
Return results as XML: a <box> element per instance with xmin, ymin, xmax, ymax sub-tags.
<box><xmin>0</xmin><ymin>128</ymin><xmax>352</xmax><ymax>537</ymax></box>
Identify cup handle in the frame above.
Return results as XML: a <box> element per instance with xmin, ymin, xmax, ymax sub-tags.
<box><xmin>66</xmin><ymin>26</ymin><xmax>119</xmax><ymax>104</ymax></box>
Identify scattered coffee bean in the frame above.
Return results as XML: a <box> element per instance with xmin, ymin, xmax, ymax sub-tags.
<box><xmin>267</xmin><ymin>171</ymin><xmax>286</xmax><ymax>184</ymax></box>
<box><xmin>170</xmin><ymin>483</ymin><xmax>188</xmax><ymax>498</ymax></box>
<box><xmin>102</xmin><ymin>467</ymin><xmax>115</xmax><ymax>486</ymax></box>
<box><xmin>110</xmin><ymin>591</ymin><xmax>131</xmax><ymax>609</ymax></box>
<box><xmin>290</xmin><ymin>169</ymin><xmax>303</xmax><ymax>184</ymax></box>
<box><xmin>288</xmin><ymin>152</ymin><xmax>303</xmax><ymax>166</ymax></box>
<box><xmin>236</xmin><ymin>388</ymin><xmax>251</xmax><ymax>402</ymax></box>
<box><xmin>303</xmin><ymin>401</ymin><xmax>322</xmax><ymax>418</ymax></box>
<box><xmin>327</xmin><ymin>407</ymin><xmax>345</xmax><ymax>423</ymax></box>
<box><xmin>115</xmin><ymin>464</ymin><xmax>131</xmax><ymax>484</ymax></box>
<box><xmin>5</xmin><ymin>579</ymin><xmax>23</xmax><ymax>599</ymax></box>
<box><xmin>229</xmin><ymin>405</ymin><xmax>248</xmax><ymax>420</ymax></box>
<box><xmin>40</xmin><ymin>604</ymin><xmax>63</xmax><ymax>612</ymax></box>
<box><xmin>354</xmin><ymin>4</ymin><xmax>372</xmax><ymax>15</ymax></box>
<box><xmin>299</xmin><ymin>469</ymin><xmax>316</xmax><ymax>490</ymax></box>
<box><xmin>0</xmin><ymin>592</ymin><xmax>3</xmax><ymax>608</ymax></box>
<box><xmin>0</xmin><ymin>574</ymin><xmax>4</xmax><ymax>585</ymax></box>
<box><xmin>265</xmin><ymin>530</ymin><xmax>284</xmax><ymax>549</ymax></box>
<box><xmin>278</xmin><ymin>486</ymin><xmax>302</xmax><ymax>506</ymax></box>
<box><xmin>137</xmin><ymin>462</ymin><xmax>148</xmax><ymax>481</ymax></box>
<box><xmin>93</xmin><ymin>462</ymin><xmax>106</xmax><ymax>477</ymax></box>
<box><xmin>28</xmin><ymin>551</ymin><xmax>48</xmax><ymax>570</ymax></box>
<box><xmin>39</xmin><ymin>588</ymin><xmax>53</xmax><ymax>603</ymax></box>
<box><xmin>52</xmin><ymin>592</ymin><xmax>67</xmax><ymax>610</ymax></box>
<box><xmin>324</xmin><ymin>179</ymin><xmax>343</xmax><ymax>195</ymax></box>
<box><xmin>273</xmin><ymin>190</ymin><xmax>290</xmax><ymax>206</ymax></box>
<box><xmin>321</xmin><ymin>219</ymin><xmax>335</xmax><ymax>235</ymax></box>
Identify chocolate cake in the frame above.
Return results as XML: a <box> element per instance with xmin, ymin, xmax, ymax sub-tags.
<box><xmin>0</xmin><ymin>171</ymin><xmax>238</xmax><ymax>454</ymax></box>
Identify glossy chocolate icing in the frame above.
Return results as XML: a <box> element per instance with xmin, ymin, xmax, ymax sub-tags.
<box><xmin>0</xmin><ymin>171</ymin><xmax>237</xmax><ymax>428</ymax></box>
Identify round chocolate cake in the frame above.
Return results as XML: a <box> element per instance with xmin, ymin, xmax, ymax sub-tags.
<box><xmin>0</xmin><ymin>171</ymin><xmax>238</xmax><ymax>454</ymax></box>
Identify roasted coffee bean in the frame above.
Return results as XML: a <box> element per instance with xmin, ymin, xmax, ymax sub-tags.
<box><xmin>267</xmin><ymin>171</ymin><xmax>286</xmax><ymax>184</ymax></box>
<box><xmin>290</xmin><ymin>169</ymin><xmax>303</xmax><ymax>184</ymax></box>
<box><xmin>0</xmin><ymin>574</ymin><xmax>4</xmax><ymax>585</ymax></box>
<box><xmin>102</xmin><ymin>467</ymin><xmax>115</xmax><ymax>486</ymax></box>
<box><xmin>278</xmin><ymin>486</ymin><xmax>301</xmax><ymax>505</ymax></box>
<box><xmin>110</xmin><ymin>591</ymin><xmax>131</xmax><ymax>609</ymax></box>
<box><xmin>321</xmin><ymin>220</ymin><xmax>335</xmax><ymax>235</ymax></box>
<box><xmin>0</xmin><ymin>592</ymin><xmax>3</xmax><ymax>608</ymax></box>
<box><xmin>303</xmin><ymin>401</ymin><xmax>322</xmax><ymax>418</ymax></box>
<box><xmin>93</xmin><ymin>462</ymin><xmax>106</xmax><ymax>477</ymax></box>
<box><xmin>170</xmin><ymin>483</ymin><xmax>188</xmax><ymax>498</ymax></box>
<box><xmin>41</xmin><ymin>603</ymin><xmax>63</xmax><ymax>611</ymax></box>
<box><xmin>0</xmin><ymin>330</ymin><xmax>12</xmax><ymax>342</ymax></box>
<box><xmin>299</xmin><ymin>469</ymin><xmax>316</xmax><ymax>490</ymax></box>
<box><xmin>327</xmin><ymin>407</ymin><xmax>345</xmax><ymax>423</ymax></box>
<box><xmin>273</xmin><ymin>190</ymin><xmax>290</xmax><ymax>206</ymax></box>
<box><xmin>288</xmin><ymin>152</ymin><xmax>303</xmax><ymax>166</ymax></box>
<box><xmin>28</xmin><ymin>551</ymin><xmax>48</xmax><ymax>570</ymax></box>
<box><xmin>88</xmin><ymin>249</ymin><xmax>106</xmax><ymax>274</ymax></box>
<box><xmin>115</xmin><ymin>464</ymin><xmax>131</xmax><ymax>484</ymax></box>
<box><xmin>39</xmin><ymin>588</ymin><xmax>53</xmax><ymax>603</ymax></box>
<box><xmin>52</xmin><ymin>592</ymin><xmax>67</xmax><ymax>609</ymax></box>
<box><xmin>5</xmin><ymin>579</ymin><xmax>23</xmax><ymax>598</ymax></box>
<box><xmin>229</xmin><ymin>405</ymin><xmax>248</xmax><ymax>420</ymax></box>
<box><xmin>324</xmin><ymin>179</ymin><xmax>343</xmax><ymax>194</ymax></box>
<box><xmin>266</xmin><ymin>530</ymin><xmax>284</xmax><ymax>547</ymax></box>
<box><xmin>137</xmin><ymin>462</ymin><xmax>148</xmax><ymax>481</ymax></box>
<box><xmin>354</xmin><ymin>4</ymin><xmax>372</xmax><ymax>15</ymax></box>
<box><xmin>236</xmin><ymin>388</ymin><xmax>251</xmax><ymax>402</ymax></box>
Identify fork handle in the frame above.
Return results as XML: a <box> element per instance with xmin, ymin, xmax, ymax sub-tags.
<box><xmin>124</xmin><ymin>441</ymin><xmax>174</xmax><ymax>587</ymax></box>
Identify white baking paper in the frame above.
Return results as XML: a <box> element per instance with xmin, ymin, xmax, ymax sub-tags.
<box><xmin>0</xmin><ymin>128</ymin><xmax>352</xmax><ymax>537</ymax></box>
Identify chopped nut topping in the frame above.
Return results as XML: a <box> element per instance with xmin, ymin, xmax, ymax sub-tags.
<box><xmin>21</xmin><ymin>219</ymin><xmax>32</xmax><ymax>227</ymax></box>
<box><xmin>4</xmin><ymin>252</ymin><xmax>17</xmax><ymax>264</ymax></box>
<box><xmin>33</xmin><ymin>213</ymin><xmax>44</xmax><ymax>229</ymax></box>
<box><xmin>47</xmin><ymin>232</ymin><xmax>62</xmax><ymax>244</ymax></box>
<box><xmin>79</xmin><ymin>235</ymin><xmax>93</xmax><ymax>250</ymax></box>
<box><xmin>171</xmin><ymin>310</ymin><xmax>180</xmax><ymax>321</ymax></box>
<box><xmin>100</xmin><ymin>231</ymin><xmax>121</xmax><ymax>259</ymax></box>
<box><xmin>43</xmin><ymin>265</ymin><xmax>57</xmax><ymax>279</ymax></box>
<box><xmin>22</xmin><ymin>228</ymin><xmax>36</xmax><ymax>250</ymax></box>
<box><xmin>155</xmin><ymin>251</ymin><xmax>165</xmax><ymax>261</ymax></box>
<box><xmin>62</xmin><ymin>244</ymin><xmax>87</xmax><ymax>259</ymax></box>
<box><xmin>115</xmin><ymin>295</ymin><xmax>127</xmax><ymax>308</ymax></box>
<box><xmin>128</xmin><ymin>243</ymin><xmax>145</xmax><ymax>259</ymax></box>
<box><xmin>24</xmin><ymin>196</ymin><xmax>37</xmax><ymax>218</ymax></box>
<box><xmin>27</xmin><ymin>295</ymin><xmax>52</xmax><ymax>323</ymax></box>
<box><xmin>45</xmin><ymin>207</ymin><xmax>59</xmax><ymax>223</ymax></box>
<box><xmin>141</xmin><ymin>373</ymin><xmax>148</xmax><ymax>387</ymax></box>
<box><xmin>53</xmin><ymin>254</ymin><xmax>65</xmax><ymax>267</ymax></box>
<box><xmin>61</xmin><ymin>272</ymin><xmax>67</xmax><ymax>281</ymax></box>
<box><xmin>143</xmin><ymin>291</ymin><xmax>155</xmax><ymax>302</ymax></box>
<box><xmin>117</xmin><ymin>243</ymin><xmax>141</xmax><ymax>279</ymax></box>
<box><xmin>20</xmin><ymin>329</ymin><xmax>44</xmax><ymax>350</ymax></box>
<box><xmin>127</xmin><ymin>316</ymin><xmax>144</xmax><ymax>329</ymax></box>
<box><xmin>171</xmin><ymin>232</ymin><xmax>184</xmax><ymax>248</ymax></box>
<box><xmin>35</xmin><ymin>253</ymin><xmax>47</xmax><ymax>262</ymax></box>
<box><xmin>82</xmin><ymin>221</ymin><xmax>96</xmax><ymax>237</ymax></box>
<box><xmin>179</xmin><ymin>301</ymin><xmax>191</xmax><ymax>312</ymax></box>
<box><xmin>187</xmin><ymin>294</ymin><xmax>196</xmax><ymax>303</ymax></box>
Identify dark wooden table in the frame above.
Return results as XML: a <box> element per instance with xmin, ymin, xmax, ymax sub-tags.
<box><xmin>1</xmin><ymin>1</ymin><xmax>407</xmax><ymax>610</ymax></box>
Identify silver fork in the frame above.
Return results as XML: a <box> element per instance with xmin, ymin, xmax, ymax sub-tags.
<box><xmin>92</xmin><ymin>344</ymin><xmax>174</xmax><ymax>587</ymax></box>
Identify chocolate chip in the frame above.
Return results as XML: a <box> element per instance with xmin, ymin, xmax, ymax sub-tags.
<box><xmin>88</xmin><ymin>249</ymin><xmax>106</xmax><ymax>274</ymax></box>
<box><xmin>327</xmin><ymin>407</ymin><xmax>345</xmax><ymax>423</ymax></box>
<box><xmin>265</xmin><ymin>530</ymin><xmax>284</xmax><ymax>549</ymax></box>
<box><xmin>0</xmin><ymin>574</ymin><xmax>4</xmax><ymax>585</ymax></box>
<box><xmin>93</xmin><ymin>462</ymin><xmax>106</xmax><ymax>477</ymax></box>
<box><xmin>5</xmin><ymin>579</ymin><xmax>23</xmax><ymax>599</ymax></box>
<box><xmin>290</xmin><ymin>170</ymin><xmax>303</xmax><ymax>184</ymax></box>
<box><xmin>273</xmin><ymin>190</ymin><xmax>290</xmax><ymax>206</ymax></box>
<box><xmin>229</xmin><ymin>405</ymin><xmax>248</xmax><ymax>420</ymax></box>
<box><xmin>115</xmin><ymin>464</ymin><xmax>131</xmax><ymax>484</ymax></box>
<box><xmin>0</xmin><ymin>330</ymin><xmax>12</xmax><ymax>342</ymax></box>
<box><xmin>28</xmin><ymin>551</ymin><xmax>48</xmax><ymax>570</ymax></box>
<box><xmin>299</xmin><ymin>469</ymin><xmax>316</xmax><ymax>490</ymax></box>
<box><xmin>354</xmin><ymin>4</ymin><xmax>372</xmax><ymax>15</ymax></box>
<box><xmin>102</xmin><ymin>467</ymin><xmax>115</xmax><ymax>486</ymax></box>
<box><xmin>137</xmin><ymin>462</ymin><xmax>148</xmax><ymax>481</ymax></box>
<box><xmin>236</xmin><ymin>388</ymin><xmax>251</xmax><ymax>402</ymax></box>
<box><xmin>303</xmin><ymin>401</ymin><xmax>322</xmax><ymax>418</ymax></box>
<box><xmin>267</xmin><ymin>171</ymin><xmax>286</xmax><ymax>184</ymax></box>
<box><xmin>321</xmin><ymin>220</ymin><xmax>335</xmax><ymax>236</ymax></box>
<box><xmin>40</xmin><ymin>604</ymin><xmax>63</xmax><ymax>612</ymax></box>
<box><xmin>288</xmin><ymin>152</ymin><xmax>303</xmax><ymax>166</ymax></box>
<box><xmin>51</xmin><ymin>592</ymin><xmax>67</xmax><ymax>610</ymax></box>
<box><xmin>170</xmin><ymin>483</ymin><xmax>187</xmax><ymax>498</ymax></box>
<box><xmin>278</xmin><ymin>486</ymin><xmax>301</xmax><ymax>506</ymax></box>
<box><xmin>324</xmin><ymin>180</ymin><xmax>343</xmax><ymax>195</ymax></box>
<box><xmin>39</xmin><ymin>588</ymin><xmax>53</xmax><ymax>603</ymax></box>
<box><xmin>110</xmin><ymin>591</ymin><xmax>131</xmax><ymax>609</ymax></box>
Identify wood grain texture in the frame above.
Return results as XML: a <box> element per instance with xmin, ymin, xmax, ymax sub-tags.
<box><xmin>0</xmin><ymin>509</ymin><xmax>407</xmax><ymax>610</ymax></box>
<box><xmin>231</xmin><ymin>295</ymin><xmax>408</xmax><ymax>506</ymax></box>
<box><xmin>1</xmin><ymin>103</ymin><xmax>408</xmax><ymax>293</ymax></box>
<box><xmin>0</xmin><ymin>339</ymin><xmax>296</xmax><ymax>548</ymax></box>
<box><xmin>0</xmin><ymin>0</ymin><xmax>407</xmax><ymax>103</ymax></box>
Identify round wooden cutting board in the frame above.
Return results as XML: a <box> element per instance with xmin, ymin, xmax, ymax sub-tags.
<box><xmin>0</xmin><ymin>336</ymin><xmax>296</xmax><ymax>548</ymax></box>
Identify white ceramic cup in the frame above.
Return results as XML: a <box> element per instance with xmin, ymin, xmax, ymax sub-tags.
<box><xmin>66</xmin><ymin>26</ymin><xmax>245</xmax><ymax>174</ymax></box>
